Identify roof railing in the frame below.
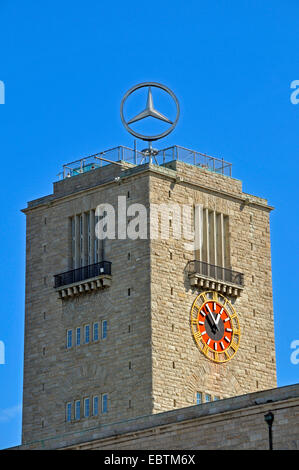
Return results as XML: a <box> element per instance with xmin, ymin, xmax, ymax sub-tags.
<box><xmin>57</xmin><ymin>145</ymin><xmax>232</xmax><ymax>180</ymax></box>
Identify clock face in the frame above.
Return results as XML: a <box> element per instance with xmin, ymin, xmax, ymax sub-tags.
<box><xmin>190</xmin><ymin>291</ymin><xmax>241</xmax><ymax>363</ymax></box>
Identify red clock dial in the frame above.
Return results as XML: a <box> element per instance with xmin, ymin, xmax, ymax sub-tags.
<box><xmin>190</xmin><ymin>291</ymin><xmax>241</xmax><ymax>363</ymax></box>
<box><xmin>196</xmin><ymin>301</ymin><xmax>233</xmax><ymax>352</ymax></box>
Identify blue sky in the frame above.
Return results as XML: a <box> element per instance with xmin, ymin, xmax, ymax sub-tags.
<box><xmin>0</xmin><ymin>0</ymin><xmax>298</xmax><ymax>449</ymax></box>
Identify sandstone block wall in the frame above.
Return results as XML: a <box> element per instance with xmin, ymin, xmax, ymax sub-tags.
<box><xmin>149</xmin><ymin>161</ymin><xmax>276</xmax><ymax>413</ymax></box>
<box><xmin>15</xmin><ymin>384</ymin><xmax>299</xmax><ymax>450</ymax></box>
<box><xmin>22</xmin><ymin>163</ymin><xmax>153</xmax><ymax>444</ymax></box>
<box><xmin>21</xmin><ymin>158</ymin><xmax>276</xmax><ymax>446</ymax></box>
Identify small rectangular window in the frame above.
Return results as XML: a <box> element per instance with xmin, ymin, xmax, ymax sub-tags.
<box><xmin>93</xmin><ymin>396</ymin><xmax>99</xmax><ymax>416</ymax></box>
<box><xmin>66</xmin><ymin>403</ymin><xmax>72</xmax><ymax>422</ymax></box>
<box><xmin>75</xmin><ymin>400</ymin><xmax>81</xmax><ymax>420</ymax></box>
<box><xmin>205</xmin><ymin>394</ymin><xmax>211</xmax><ymax>403</ymax></box>
<box><xmin>76</xmin><ymin>327</ymin><xmax>81</xmax><ymax>346</ymax></box>
<box><xmin>214</xmin><ymin>396</ymin><xmax>220</xmax><ymax>401</ymax></box>
<box><xmin>101</xmin><ymin>320</ymin><xmax>107</xmax><ymax>340</ymax></box>
<box><xmin>101</xmin><ymin>393</ymin><xmax>108</xmax><ymax>414</ymax></box>
<box><xmin>84</xmin><ymin>398</ymin><xmax>90</xmax><ymax>418</ymax></box>
<box><xmin>196</xmin><ymin>392</ymin><xmax>202</xmax><ymax>405</ymax></box>
<box><xmin>67</xmin><ymin>330</ymin><xmax>72</xmax><ymax>348</ymax></box>
<box><xmin>85</xmin><ymin>325</ymin><xmax>90</xmax><ymax>344</ymax></box>
<box><xmin>93</xmin><ymin>322</ymin><xmax>99</xmax><ymax>341</ymax></box>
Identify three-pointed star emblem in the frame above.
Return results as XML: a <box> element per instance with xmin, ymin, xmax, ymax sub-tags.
<box><xmin>127</xmin><ymin>86</ymin><xmax>173</xmax><ymax>125</ymax></box>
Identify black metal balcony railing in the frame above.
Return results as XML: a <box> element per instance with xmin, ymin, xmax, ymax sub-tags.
<box><xmin>187</xmin><ymin>260</ymin><xmax>244</xmax><ymax>287</ymax></box>
<box><xmin>54</xmin><ymin>261</ymin><xmax>112</xmax><ymax>289</ymax></box>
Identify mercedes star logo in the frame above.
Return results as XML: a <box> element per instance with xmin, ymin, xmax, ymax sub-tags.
<box><xmin>120</xmin><ymin>82</ymin><xmax>180</xmax><ymax>142</ymax></box>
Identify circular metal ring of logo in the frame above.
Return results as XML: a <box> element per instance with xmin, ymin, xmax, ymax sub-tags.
<box><xmin>120</xmin><ymin>82</ymin><xmax>180</xmax><ymax>142</ymax></box>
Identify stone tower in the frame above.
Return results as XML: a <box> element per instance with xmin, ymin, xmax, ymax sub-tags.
<box><xmin>21</xmin><ymin>144</ymin><xmax>276</xmax><ymax>446</ymax></box>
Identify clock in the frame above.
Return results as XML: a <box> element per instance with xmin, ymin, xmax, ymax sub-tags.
<box><xmin>190</xmin><ymin>291</ymin><xmax>241</xmax><ymax>363</ymax></box>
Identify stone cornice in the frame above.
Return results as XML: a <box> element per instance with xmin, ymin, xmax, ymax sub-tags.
<box><xmin>21</xmin><ymin>162</ymin><xmax>274</xmax><ymax>214</ymax></box>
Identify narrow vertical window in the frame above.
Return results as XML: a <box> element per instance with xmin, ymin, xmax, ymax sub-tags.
<box><xmin>67</xmin><ymin>329</ymin><xmax>72</xmax><ymax>348</ymax></box>
<box><xmin>84</xmin><ymin>325</ymin><xmax>90</xmax><ymax>344</ymax></box>
<box><xmin>75</xmin><ymin>400</ymin><xmax>81</xmax><ymax>420</ymax></box>
<box><xmin>87</xmin><ymin>212</ymin><xmax>91</xmax><ymax>265</ymax></box>
<box><xmin>79</xmin><ymin>214</ymin><xmax>84</xmax><ymax>267</ymax></box>
<box><xmin>93</xmin><ymin>322</ymin><xmax>99</xmax><ymax>341</ymax></box>
<box><xmin>84</xmin><ymin>398</ymin><xmax>90</xmax><ymax>418</ymax></box>
<box><xmin>66</xmin><ymin>403</ymin><xmax>72</xmax><ymax>422</ymax></box>
<box><xmin>196</xmin><ymin>392</ymin><xmax>202</xmax><ymax>405</ymax></box>
<box><xmin>94</xmin><ymin>237</ymin><xmax>99</xmax><ymax>263</ymax></box>
<box><xmin>76</xmin><ymin>327</ymin><xmax>81</xmax><ymax>346</ymax></box>
<box><xmin>199</xmin><ymin>209</ymin><xmax>230</xmax><ymax>268</ymax></box>
<box><xmin>101</xmin><ymin>393</ymin><xmax>108</xmax><ymax>414</ymax></box>
<box><xmin>101</xmin><ymin>320</ymin><xmax>107</xmax><ymax>340</ymax></box>
<box><xmin>71</xmin><ymin>216</ymin><xmax>75</xmax><ymax>269</ymax></box>
<box><xmin>93</xmin><ymin>396</ymin><xmax>99</xmax><ymax>416</ymax></box>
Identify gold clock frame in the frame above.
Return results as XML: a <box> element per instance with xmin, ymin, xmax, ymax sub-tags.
<box><xmin>190</xmin><ymin>291</ymin><xmax>241</xmax><ymax>363</ymax></box>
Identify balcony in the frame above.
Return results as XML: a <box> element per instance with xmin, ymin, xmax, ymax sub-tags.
<box><xmin>54</xmin><ymin>261</ymin><xmax>112</xmax><ymax>299</ymax></box>
<box><xmin>187</xmin><ymin>260</ymin><xmax>244</xmax><ymax>297</ymax></box>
